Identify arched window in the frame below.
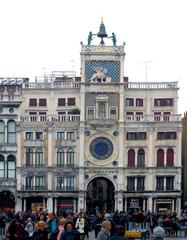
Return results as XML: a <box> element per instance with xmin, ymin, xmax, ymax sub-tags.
<box><xmin>7</xmin><ymin>120</ymin><xmax>16</xmax><ymax>144</ymax></box>
<box><xmin>7</xmin><ymin>155</ymin><xmax>16</xmax><ymax>178</ymax></box>
<box><xmin>157</xmin><ymin>149</ymin><xmax>164</xmax><ymax>167</ymax></box>
<box><xmin>0</xmin><ymin>121</ymin><xmax>5</xmax><ymax>144</ymax></box>
<box><xmin>0</xmin><ymin>155</ymin><xmax>5</xmax><ymax>178</ymax></box>
<box><xmin>35</xmin><ymin>148</ymin><xmax>43</xmax><ymax>166</ymax></box>
<box><xmin>26</xmin><ymin>148</ymin><xmax>33</xmax><ymax>166</ymax></box>
<box><xmin>67</xmin><ymin>148</ymin><xmax>74</xmax><ymax>166</ymax></box>
<box><xmin>137</xmin><ymin>149</ymin><xmax>145</xmax><ymax>167</ymax></box>
<box><xmin>128</xmin><ymin>149</ymin><xmax>135</xmax><ymax>167</ymax></box>
<box><xmin>57</xmin><ymin>148</ymin><xmax>65</xmax><ymax>166</ymax></box>
<box><xmin>167</xmin><ymin>148</ymin><xmax>174</xmax><ymax>167</ymax></box>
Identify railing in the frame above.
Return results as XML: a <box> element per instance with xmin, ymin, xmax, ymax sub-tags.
<box><xmin>21</xmin><ymin>114</ymin><xmax>80</xmax><ymax>123</ymax></box>
<box><xmin>0</xmin><ymin>178</ymin><xmax>16</xmax><ymax>187</ymax></box>
<box><xmin>124</xmin><ymin>114</ymin><xmax>181</xmax><ymax>123</ymax></box>
<box><xmin>21</xmin><ymin>185</ymin><xmax>48</xmax><ymax>191</ymax></box>
<box><xmin>25</xmin><ymin>82</ymin><xmax>80</xmax><ymax>89</ymax></box>
<box><xmin>56</xmin><ymin>186</ymin><xmax>77</xmax><ymax>191</ymax></box>
<box><xmin>124</xmin><ymin>81</ymin><xmax>178</xmax><ymax>89</ymax></box>
<box><xmin>24</xmin><ymin>164</ymin><xmax>46</xmax><ymax>168</ymax></box>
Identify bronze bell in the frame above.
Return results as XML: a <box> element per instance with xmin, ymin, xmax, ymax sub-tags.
<box><xmin>97</xmin><ymin>19</ymin><xmax>108</xmax><ymax>45</ymax></box>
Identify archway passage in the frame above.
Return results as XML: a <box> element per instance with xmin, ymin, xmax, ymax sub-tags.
<box><xmin>86</xmin><ymin>177</ymin><xmax>115</xmax><ymax>214</ymax></box>
<box><xmin>0</xmin><ymin>191</ymin><xmax>15</xmax><ymax>212</ymax></box>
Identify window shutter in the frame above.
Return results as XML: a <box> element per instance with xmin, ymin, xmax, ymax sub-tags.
<box><xmin>29</xmin><ymin>98</ymin><xmax>37</xmax><ymax>106</ymax></box>
<box><xmin>68</xmin><ymin>98</ymin><xmax>75</xmax><ymax>106</ymax></box>
<box><xmin>58</xmin><ymin>98</ymin><xmax>66</xmax><ymax>106</ymax></box>
<box><xmin>39</xmin><ymin>98</ymin><xmax>46</xmax><ymax>106</ymax></box>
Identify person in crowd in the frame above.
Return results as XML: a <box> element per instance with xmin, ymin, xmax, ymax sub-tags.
<box><xmin>151</xmin><ymin>226</ymin><xmax>165</xmax><ymax>240</ymax></box>
<box><xmin>96</xmin><ymin>220</ymin><xmax>112</xmax><ymax>240</ymax></box>
<box><xmin>31</xmin><ymin>221</ymin><xmax>48</xmax><ymax>240</ymax></box>
<box><xmin>0</xmin><ymin>213</ymin><xmax>6</xmax><ymax>236</ymax></box>
<box><xmin>47</xmin><ymin>213</ymin><xmax>59</xmax><ymax>240</ymax></box>
<box><xmin>60</xmin><ymin>221</ymin><xmax>81</xmax><ymax>240</ymax></box>
<box><xmin>93</xmin><ymin>213</ymin><xmax>104</xmax><ymax>238</ymax></box>
<box><xmin>57</xmin><ymin>217</ymin><xmax>67</xmax><ymax>240</ymax></box>
<box><xmin>109</xmin><ymin>225</ymin><xmax>126</xmax><ymax>240</ymax></box>
<box><xmin>76</xmin><ymin>215</ymin><xmax>85</xmax><ymax>239</ymax></box>
<box><xmin>25</xmin><ymin>218</ymin><xmax>34</xmax><ymax>239</ymax></box>
<box><xmin>5</xmin><ymin>218</ymin><xmax>29</xmax><ymax>240</ymax></box>
<box><xmin>37</xmin><ymin>213</ymin><xmax>47</xmax><ymax>223</ymax></box>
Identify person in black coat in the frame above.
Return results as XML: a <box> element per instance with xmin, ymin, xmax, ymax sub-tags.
<box><xmin>32</xmin><ymin>221</ymin><xmax>48</xmax><ymax>240</ymax></box>
<box><xmin>60</xmin><ymin>221</ymin><xmax>81</xmax><ymax>240</ymax></box>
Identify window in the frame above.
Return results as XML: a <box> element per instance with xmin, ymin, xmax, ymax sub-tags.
<box><xmin>157</xmin><ymin>149</ymin><xmax>164</xmax><ymax>167</ymax></box>
<box><xmin>154</xmin><ymin>112</ymin><xmax>161</xmax><ymax>122</ymax></box>
<box><xmin>35</xmin><ymin>132</ymin><xmax>43</xmax><ymax>140</ymax></box>
<box><xmin>127</xmin><ymin>177</ymin><xmax>135</xmax><ymax>191</ymax></box>
<box><xmin>35</xmin><ymin>176</ymin><xmax>44</xmax><ymax>189</ymax></box>
<box><xmin>157</xmin><ymin>132</ymin><xmax>177</xmax><ymax>140</ymax></box>
<box><xmin>167</xmin><ymin>148</ymin><xmax>174</xmax><ymax>167</ymax></box>
<box><xmin>127</xmin><ymin>132</ymin><xmax>146</xmax><ymax>140</ymax></box>
<box><xmin>58</xmin><ymin>98</ymin><xmax>66</xmax><ymax>106</ymax></box>
<box><xmin>154</xmin><ymin>98</ymin><xmax>173</xmax><ymax>107</ymax></box>
<box><xmin>26</xmin><ymin>132</ymin><xmax>33</xmax><ymax>140</ymax></box>
<box><xmin>57</xmin><ymin>132</ymin><xmax>65</xmax><ymax>140</ymax></box>
<box><xmin>110</xmin><ymin>107</ymin><xmax>117</xmax><ymax>119</ymax></box>
<box><xmin>67</xmin><ymin>98</ymin><xmax>75</xmax><ymax>106</ymax></box>
<box><xmin>156</xmin><ymin>177</ymin><xmax>164</xmax><ymax>191</ymax></box>
<box><xmin>7</xmin><ymin>120</ymin><xmax>16</xmax><ymax>144</ymax></box>
<box><xmin>163</xmin><ymin>112</ymin><xmax>170</xmax><ymax>121</ymax></box>
<box><xmin>7</xmin><ymin>155</ymin><xmax>16</xmax><ymax>178</ymax></box>
<box><xmin>137</xmin><ymin>149</ymin><xmax>145</xmax><ymax>167</ymax></box>
<box><xmin>39</xmin><ymin>98</ymin><xmax>47</xmax><ymax>106</ymax></box>
<box><xmin>67</xmin><ymin>132</ymin><xmax>75</xmax><ymax>140</ymax></box>
<box><xmin>87</xmin><ymin>107</ymin><xmax>94</xmax><ymax>119</ymax></box>
<box><xmin>35</xmin><ymin>148</ymin><xmax>43</xmax><ymax>166</ymax></box>
<box><xmin>67</xmin><ymin>148</ymin><xmax>74</xmax><ymax>166</ymax></box>
<box><xmin>126</xmin><ymin>98</ymin><xmax>134</xmax><ymax>107</ymax></box>
<box><xmin>57</xmin><ymin>148</ymin><xmax>65</xmax><ymax>166</ymax></box>
<box><xmin>26</xmin><ymin>149</ymin><xmax>33</xmax><ymax>166</ymax></box>
<box><xmin>137</xmin><ymin>132</ymin><xmax>146</xmax><ymax>140</ymax></box>
<box><xmin>0</xmin><ymin>121</ymin><xmax>5</xmax><ymax>144</ymax></box>
<box><xmin>127</xmin><ymin>132</ymin><xmax>136</xmax><ymax>140</ymax></box>
<box><xmin>166</xmin><ymin>176</ymin><xmax>174</xmax><ymax>190</ymax></box>
<box><xmin>8</xmin><ymin>94</ymin><xmax>14</xmax><ymax>101</ymax></box>
<box><xmin>136</xmin><ymin>98</ymin><xmax>143</xmax><ymax>107</ymax></box>
<box><xmin>66</xmin><ymin>176</ymin><xmax>74</xmax><ymax>190</ymax></box>
<box><xmin>137</xmin><ymin>177</ymin><xmax>145</xmax><ymax>191</ymax></box>
<box><xmin>26</xmin><ymin>177</ymin><xmax>33</xmax><ymax>190</ymax></box>
<box><xmin>0</xmin><ymin>155</ymin><xmax>5</xmax><ymax>178</ymax></box>
<box><xmin>29</xmin><ymin>98</ymin><xmax>37</xmax><ymax>106</ymax></box>
<box><xmin>128</xmin><ymin>149</ymin><xmax>135</xmax><ymax>167</ymax></box>
<box><xmin>57</xmin><ymin>177</ymin><xmax>64</xmax><ymax>190</ymax></box>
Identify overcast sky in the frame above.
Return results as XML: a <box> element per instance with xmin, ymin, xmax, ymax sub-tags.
<box><xmin>0</xmin><ymin>0</ymin><xmax>186</xmax><ymax>114</ymax></box>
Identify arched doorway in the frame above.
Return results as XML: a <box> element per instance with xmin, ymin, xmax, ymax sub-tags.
<box><xmin>86</xmin><ymin>177</ymin><xmax>115</xmax><ymax>213</ymax></box>
<box><xmin>0</xmin><ymin>191</ymin><xmax>15</xmax><ymax>212</ymax></box>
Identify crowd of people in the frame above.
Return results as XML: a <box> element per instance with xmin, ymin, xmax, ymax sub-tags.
<box><xmin>0</xmin><ymin>209</ymin><xmax>187</xmax><ymax>240</ymax></box>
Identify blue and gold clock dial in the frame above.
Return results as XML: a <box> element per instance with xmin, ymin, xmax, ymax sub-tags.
<box><xmin>89</xmin><ymin>137</ymin><xmax>113</xmax><ymax>160</ymax></box>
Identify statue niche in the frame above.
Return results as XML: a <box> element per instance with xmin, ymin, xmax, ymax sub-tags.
<box><xmin>90</xmin><ymin>67</ymin><xmax>111</xmax><ymax>83</ymax></box>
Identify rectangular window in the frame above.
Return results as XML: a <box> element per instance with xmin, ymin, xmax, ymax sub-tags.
<box><xmin>154</xmin><ymin>112</ymin><xmax>161</xmax><ymax>121</ymax></box>
<box><xmin>166</xmin><ymin>176</ymin><xmax>174</xmax><ymax>190</ymax></box>
<box><xmin>110</xmin><ymin>107</ymin><xmax>117</xmax><ymax>119</ymax></box>
<box><xmin>67</xmin><ymin>132</ymin><xmax>75</xmax><ymax>140</ymax></box>
<box><xmin>67</xmin><ymin>98</ymin><xmax>75</xmax><ymax>106</ymax></box>
<box><xmin>127</xmin><ymin>132</ymin><xmax>146</xmax><ymax>140</ymax></box>
<box><xmin>156</xmin><ymin>177</ymin><xmax>164</xmax><ymax>191</ymax></box>
<box><xmin>57</xmin><ymin>177</ymin><xmax>65</xmax><ymax>190</ymax></box>
<box><xmin>87</xmin><ymin>107</ymin><xmax>94</xmax><ymax>119</ymax></box>
<box><xmin>126</xmin><ymin>98</ymin><xmax>134</xmax><ymax>107</ymax></box>
<box><xmin>58</xmin><ymin>98</ymin><xmax>66</xmax><ymax>106</ymax></box>
<box><xmin>7</xmin><ymin>161</ymin><xmax>16</xmax><ymax>178</ymax></box>
<box><xmin>137</xmin><ymin>177</ymin><xmax>145</xmax><ymax>191</ymax></box>
<box><xmin>154</xmin><ymin>98</ymin><xmax>173</xmax><ymax>107</ymax></box>
<box><xmin>127</xmin><ymin>132</ymin><xmax>136</xmax><ymax>140</ymax></box>
<box><xmin>137</xmin><ymin>132</ymin><xmax>146</xmax><ymax>140</ymax></box>
<box><xmin>0</xmin><ymin>161</ymin><xmax>5</xmax><ymax>178</ymax></box>
<box><xmin>26</xmin><ymin>177</ymin><xmax>33</xmax><ymax>190</ymax></box>
<box><xmin>127</xmin><ymin>177</ymin><xmax>135</xmax><ymax>191</ymax></box>
<box><xmin>29</xmin><ymin>98</ymin><xmax>37</xmax><ymax>107</ymax></box>
<box><xmin>25</xmin><ymin>132</ymin><xmax>33</xmax><ymax>140</ymax></box>
<box><xmin>157</xmin><ymin>132</ymin><xmax>177</xmax><ymax>140</ymax></box>
<box><xmin>39</xmin><ymin>98</ymin><xmax>47</xmax><ymax>106</ymax></box>
<box><xmin>35</xmin><ymin>132</ymin><xmax>43</xmax><ymax>140</ymax></box>
<box><xmin>35</xmin><ymin>176</ymin><xmax>44</xmax><ymax>189</ymax></box>
<box><xmin>57</xmin><ymin>132</ymin><xmax>65</xmax><ymax>140</ymax></box>
<box><xmin>136</xmin><ymin>98</ymin><xmax>143</xmax><ymax>107</ymax></box>
<box><xmin>66</xmin><ymin>176</ymin><xmax>74</xmax><ymax>190</ymax></box>
<box><xmin>163</xmin><ymin>112</ymin><xmax>170</xmax><ymax>121</ymax></box>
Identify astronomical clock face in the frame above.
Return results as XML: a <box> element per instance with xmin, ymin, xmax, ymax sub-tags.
<box><xmin>85</xmin><ymin>60</ymin><xmax>120</xmax><ymax>83</ymax></box>
<box><xmin>89</xmin><ymin>137</ymin><xmax>114</xmax><ymax>160</ymax></box>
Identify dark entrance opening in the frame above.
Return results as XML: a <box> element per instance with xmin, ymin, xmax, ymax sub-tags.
<box><xmin>86</xmin><ymin>177</ymin><xmax>115</xmax><ymax>214</ymax></box>
<box><xmin>0</xmin><ymin>191</ymin><xmax>15</xmax><ymax>212</ymax></box>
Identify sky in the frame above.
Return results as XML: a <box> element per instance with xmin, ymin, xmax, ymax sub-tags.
<box><xmin>0</xmin><ymin>0</ymin><xmax>186</xmax><ymax>114</ymax></box>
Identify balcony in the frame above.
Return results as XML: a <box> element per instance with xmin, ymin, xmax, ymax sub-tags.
<box><xmin>21</xmin><ymin>185</ymin><xmax>48</xmax><ymax>191</ymax></box>
<box><xmin>124</xmin><ymin>81</ymin><xmax>178</xmax><ymax>89</ymax></box>
<box><xmin>124</xmin><ymin>114</ymin><xmax>181</xmax><ymax>123</ymax></box>
<box><xmin>0</xmin><ymin>178</ymin><xmax>17</xmax><ymax>187</ymax></box>
<box><xmin>24</xmin><ymin>164</ymin><xmax>46</xmax><ymax>168</ymax></box>
<box><xmin>56</xmin><ymin>186</ymin><xmax>78</xmax><ymax>191</ymax></box>
<box><xmin>21</xmin><ymin>114</ymin><xmax>80</xmax><ymax>123</ymax></box>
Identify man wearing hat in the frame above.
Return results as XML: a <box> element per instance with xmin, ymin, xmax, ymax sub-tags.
<box><xmin>152</xmin><ymin>226</ymin><xmax>166</xmax><ymax>240</ymax></box>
